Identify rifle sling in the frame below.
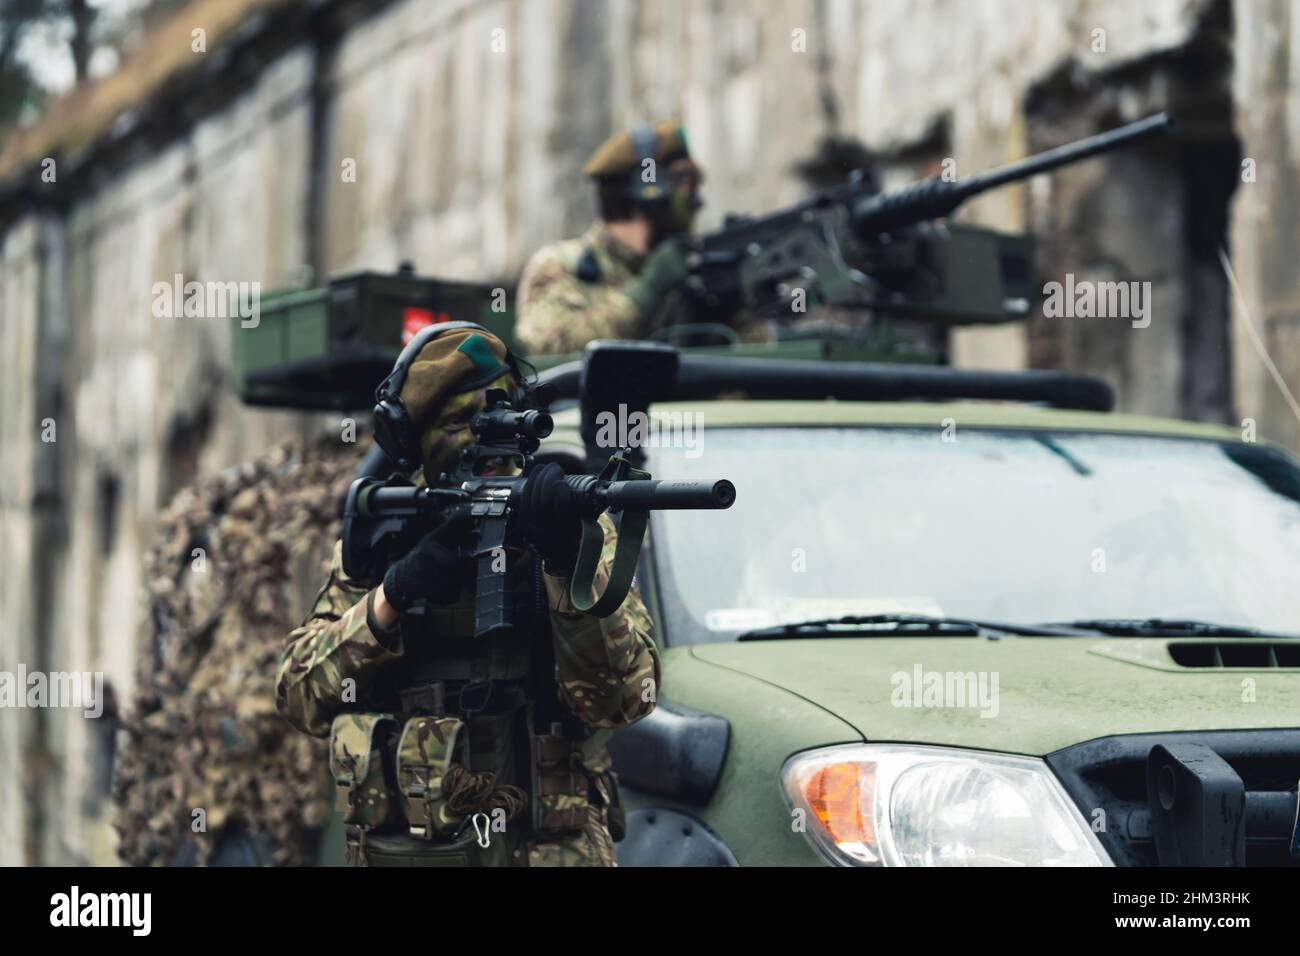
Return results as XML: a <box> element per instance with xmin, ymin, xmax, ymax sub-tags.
<box><xmin>567</xmin><ymin>511</ymin><xmax>648</xmax><ymax>618</ymax></box>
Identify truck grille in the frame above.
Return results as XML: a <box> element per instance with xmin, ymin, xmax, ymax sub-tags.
<box><xmin>1046</xmin><ymin>730</ymin><xmax>1300</xmax><ymax>866</ymax></box>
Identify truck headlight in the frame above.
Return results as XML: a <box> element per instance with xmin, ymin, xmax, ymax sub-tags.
<box><xmin>782</xmin><ymin>744</ymin><xmax>1111</xmax><ymax>866</ymax></box>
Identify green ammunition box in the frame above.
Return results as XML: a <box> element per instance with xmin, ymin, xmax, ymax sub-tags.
<box><xmin>231</xmin><ymin>269</ymin><xmax>515</xmax><ymax>411</ymax></box>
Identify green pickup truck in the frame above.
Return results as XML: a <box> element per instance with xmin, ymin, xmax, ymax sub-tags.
<box><xmin>226</xmin><ymin>272</ymin><xmax>1299</xmax><ymax>868</ymax></box>
<box><xmin>533</xmin><ymin>344</ymin><xmax>1300</xmax><ymax>868</ymax></box>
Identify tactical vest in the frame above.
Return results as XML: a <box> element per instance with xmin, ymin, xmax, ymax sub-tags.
<box><xmin>327</xmin><ymin>552</ymin><xmax>621</xmax><ymax>866</ymax></box>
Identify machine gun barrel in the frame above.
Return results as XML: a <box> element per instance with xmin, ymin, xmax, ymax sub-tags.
<box><xmin>852</xmin><ymin>112</ymin><xmax>1174</xmax><ymax>235</ymax></box>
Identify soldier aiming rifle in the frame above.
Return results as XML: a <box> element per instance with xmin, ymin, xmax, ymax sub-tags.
<box><xmin>275</xmin><ymin>322</ymin><xmax>734</xmax><ymax>866</ymax></box>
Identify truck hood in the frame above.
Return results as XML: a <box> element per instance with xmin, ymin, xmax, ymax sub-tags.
<box><xmin>691</xmin><ymin>637</ymin><xmax>1300</xmax><ymax>756</ymax></box>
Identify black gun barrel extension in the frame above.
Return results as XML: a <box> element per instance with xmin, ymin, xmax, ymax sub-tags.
<box><xmin>357</xmin><ymin>475</ymin><xmax>736</xmax><ymax>519</ymax></box>
<box><xmin>580</xmin><ymin>477</ymin><xmax>737</xmax><ymax>511</ymax></box>
<box><xmin>853</xmin><ymin>112</ymin><xmax>1174</xmax><ymax>235</ymax></box>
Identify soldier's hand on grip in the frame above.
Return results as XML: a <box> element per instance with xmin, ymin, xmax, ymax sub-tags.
<box><xmin>517</xmin><ymin>462</ymin><xmax>583</xmax><ymax>576</ymax></box>
<box><xmin>381</xmin><ymin>511</ymin><xmax>473</xmax><ymax>611</ymax></box>
<box><xmin>624</xmin><ymin>238</ymin><xmax>692</xmax><ymax>318</ymax></box>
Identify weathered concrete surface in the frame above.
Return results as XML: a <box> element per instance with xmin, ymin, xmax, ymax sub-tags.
<box><xmin>1</xmin><ymin>39</ymin><xmax>334</xmax><ymax>865</ymax></box>
<box><xmin>0</xmin><ymin>0</ymin><xmax>1292</xmax><ymax>864</ymax></box>
<box><xmin>1229</xmin><ymin>0</ymin><xmax>1300</xmax><ymax>451</ymax></box>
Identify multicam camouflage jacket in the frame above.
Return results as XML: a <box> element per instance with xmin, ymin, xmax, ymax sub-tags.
<box><xmin>274</xmin><ymin>512</ymin><xmax>659</xmax><ymax>866</ymax></box>
<box><xmin>515</xmin><ymin>219</ymin><xmax>766</xmax><ymax>355</ymax></box>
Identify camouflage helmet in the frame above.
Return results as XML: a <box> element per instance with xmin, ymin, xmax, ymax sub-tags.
<box><xmin>398</xmin><ymin>327</ymin><xmax>515</xmax><ymax>433</ymax></box>
<box><xmin>373</xmin><ymin>325</ymin><xmax>518</xmax><ymax>474</ymax></box>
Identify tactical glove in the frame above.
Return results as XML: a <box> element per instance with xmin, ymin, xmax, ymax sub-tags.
<box><xmin>382</xmin><ymin>512</ymin><xmax>473</xmax><ymax>612</ymax></box>
<box><xmin>516</xmin><ymin>463</ymin><xmax>584</xmax><ymax>576</ymax></box>
<box><xmin>624</xmin><ymin>238</ymin><xmax>692</xmax><ymax>318</ymax></box>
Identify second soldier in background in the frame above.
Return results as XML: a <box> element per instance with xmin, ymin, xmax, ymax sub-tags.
<box><xmin>516</xmin><ymin>120</ymin><xmax>762</xmax><ymax>354</ymax></box>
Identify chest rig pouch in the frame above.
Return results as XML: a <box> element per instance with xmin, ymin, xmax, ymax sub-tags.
<box><xmin>529</xmin><ymin>713</ymin><xmax>593</xmax><ymax>835</ymax></box>
<box><xmin>332</xmin><ymin>707</ymin><xmax>524</xmax><ymax>867</ymax></box>
<box><xmin>331</xmin><ymin>584</ymin><xmax>536</xmax><ymax>866</ymax></box>
<box><xmin>347</xmin><ymin>711</ymin><xmax>513</xmax><ymax>868</ymax></box>
<box><xmin>332</xmin><ymin>562</ymin><xmax>623</xmax><ymax>864</ymax></box>
<box><xmin>329</xmin><ymin>712</ymin><xmax>400</xmax><ymax>865</ymax></box>
<box><xmin>396</xmin><ymin>715</ymin><xmax>467</xmax><ymax>840</ymax></box>
<box><xmin>528</xmin><ymin>717</ymin><xmax>626</xmax><ymax>841</ymax></box>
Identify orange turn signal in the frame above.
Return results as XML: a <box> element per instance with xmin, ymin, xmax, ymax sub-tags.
<box><xmin>797</xmin><ymin>760</ymin><xmax>876</xmax><ymax>850</ymax></box>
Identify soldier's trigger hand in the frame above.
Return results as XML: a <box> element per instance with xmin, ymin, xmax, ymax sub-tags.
<box><xmin>516</xmin><ymin>463</ymin><xmax>582</xmax><ymax>577</ymax></box>
<box><xmin>680</xmin><ymin>235</ymin><xmax>704</xmax><ymax>267</ymax></box>
<box><xmin>624</xmin><ymin>239</ymin><xmax>692</xmax><ymax>317</ymax></box>
<box><xmin>646</xmin><ymin>237</ymin><xmax>692</xmax><ymax>284</ymax></box>
<box><xmin>381</xmin><ymin>512</ymin><xmax>473</xmax><ymax>612</ymax></box>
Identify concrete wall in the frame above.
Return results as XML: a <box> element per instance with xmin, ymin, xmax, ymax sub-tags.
<box><xmin>1231</xmin><ymin>0</ymin><xmax>1300</xmax><ymax>452</ymax></box>
<box><xmin>0</xmin><ymin>36</ymin><xmax>331</xmax><ymax>865</ymax></box>
<box><xmin>0</xmin><ymin>214</ymin><xmax>59</xmax><ymax>866</ymax></box>
<box><xmin>0</xmin><ymin>0</ymin><xmax>1292</xmax><ymax>864</ymax></box>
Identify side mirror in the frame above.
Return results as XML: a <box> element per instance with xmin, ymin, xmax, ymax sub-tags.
<box><xmin>579</xmin><ymin>340</ymin><xmax>680</xmax><ymax>470</ymax></box>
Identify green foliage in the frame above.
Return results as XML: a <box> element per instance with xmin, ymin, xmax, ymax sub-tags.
<box><xmin>0</xmin><ymin>0</ymin><xmax>50</xmax><ymax>138</ymax></box>
<box><xmin>0</xmin><ymin>0</ymin><xmax>187</xmax><ymax>151</ymax></box>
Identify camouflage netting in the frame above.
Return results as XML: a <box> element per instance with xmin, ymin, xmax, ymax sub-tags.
<box><xmin>114</xmin><ymin>429</ymin><xmax>367</xmax><ymax>866</ymax></box>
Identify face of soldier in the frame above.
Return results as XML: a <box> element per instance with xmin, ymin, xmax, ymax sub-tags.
<box><xmin>653</xmin><ymin>159</ymin><xmax>703</xmax><ymax>239</ymax></box>
<box><xmin>419</xmin><ymin>373</ymin><xmax>517</xmax><ymax>479</ymax></box>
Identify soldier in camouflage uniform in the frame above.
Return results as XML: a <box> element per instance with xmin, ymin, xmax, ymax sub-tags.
<box><xmin>275</xmin><ymin>326</ymin><xmax>658</xmax><ymax>866</ymax></box>
<box><xmin>515</xmin><ymin>119</ymin><xmax>764</xmax><ymax>354</ymax></box>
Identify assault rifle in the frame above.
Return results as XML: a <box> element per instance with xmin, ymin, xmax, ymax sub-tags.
<box><xmin>686</xmin><ymin>112</ymin><xmax>1174</xmax><ymax>323</ymax></box>
<box><xmin>341</xmin><ymin>384</ymin><xmax>735</xmax><ymax>638</ymax></box>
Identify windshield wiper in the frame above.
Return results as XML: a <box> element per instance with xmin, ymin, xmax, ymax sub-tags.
<box><xmin>736</xmin><ymin>613</ymin><xmax>1091</xmax><ymax>641</ymax></box>
<box><xmin>1045</xmin><ymin>617</ymin><xmax>1296</xmax><ymax>638</ymax></box>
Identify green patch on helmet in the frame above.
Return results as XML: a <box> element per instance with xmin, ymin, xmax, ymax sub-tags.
<box><xmin>457</xmin><ymin>333</ymin><xmax>502</xmax><ymax>377</ymax></box>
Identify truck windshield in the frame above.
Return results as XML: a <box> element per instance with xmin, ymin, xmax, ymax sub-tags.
<box><xmin>645</xmin><ymin>427</ymin><xmax>1300</xmax><ymax>645</ymax></box>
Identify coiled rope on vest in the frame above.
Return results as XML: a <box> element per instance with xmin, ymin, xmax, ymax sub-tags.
<box><xmin>443</xmin><ymin>764</ymin><xmax>528</xmax><ymax>820</ymax></box>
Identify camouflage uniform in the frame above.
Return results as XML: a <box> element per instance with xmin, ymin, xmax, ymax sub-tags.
<box><xmin>515</xmin><ymin>220</ymin><xmax>666</xmax><ymax>355</ymax></box>
<box><xmin>276</xmin><ymin>499</ymin><xmax>659</xmax><ymax>866</ymax></box>
<box><xmin>515</xmin><ymin>219</ymin><xmax>773</xmax><ymax>355</ymax></box>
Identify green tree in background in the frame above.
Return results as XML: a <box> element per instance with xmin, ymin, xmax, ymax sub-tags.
<box><xmin>0</xmin><ymin>0</ymin><xmax>189</xmax><ymax>150</ymax></box>
<box><xmin>0</xmin><ymin>0</ymin><xmax>49</xmax><ymax>137</ymax></box>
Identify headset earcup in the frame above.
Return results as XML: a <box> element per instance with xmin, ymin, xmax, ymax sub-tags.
<box><xmin>628</xmin><ymin>124</ymin><xmax>664</xmax><ymax>205</ymax></box>
<box><xmin>372</xmin><ymin>399</ymin><xmax>418</xmax><ymax>473</ymax></box>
